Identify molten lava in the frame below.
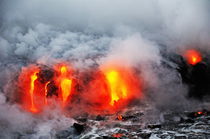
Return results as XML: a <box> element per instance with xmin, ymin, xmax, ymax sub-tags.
<box><xmin>102</xmin><ymin>65</ymin><xmax>141</xmax><ymax>108</ymax></box>
<box><xmin>117</xmin><ymin>115</ymin><xmax>123</xmax><ymax>121</ymax></box>
<box><xmin>18</xmin><ymin>65</ymin><xmax>44</xmax><ymax>113</ymax></box>
<box><xmin>184</xmin><ymin>49</ymin><xmax>202</xmax><ymax>65</ymax></box>
<box><xmin>112</xmin><ymin>133</ymin><xmax>124</xmax><ymax>138</ymax></box>
<box><xmin>19</xmin><ymin>64</ymin><xmax>74</xmax><ymax>113</ymax></box>
<box><xmin>55</xmin><ymin>65</ymin><xmax>73</xmax><ymax>106</ymax></box>
<box><xmin>105</xmin><ymin>70</ymin><xmax>127</xmax><ymax>105</ymax></box>
<box><xmin>29</xmin><ymin>71</ymin><xmax>39</xmax><ymax>112</ymax></box>
<box><xmin>18</xmin><ymin>63</ymin><xmax>141</xmax><ymax>114</ymax></box>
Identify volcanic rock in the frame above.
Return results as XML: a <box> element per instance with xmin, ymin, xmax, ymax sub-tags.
<box><xmin>73</xmin><ymin>123</ymin><xmax>85</xmax><ymax>134</ymax></box>
<box><xmin>147</xmin><ymin>124</ymin><xmax>161</xmax><ymax>129</ymax></box>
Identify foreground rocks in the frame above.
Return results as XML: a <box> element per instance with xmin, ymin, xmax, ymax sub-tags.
<box><xmin>55</xmin><ymin>108</ymin><xmax>210</xmax><ymax>139</ymax></box>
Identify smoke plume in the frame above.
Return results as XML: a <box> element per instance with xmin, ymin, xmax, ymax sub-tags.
<box><xmin>0</xmin><ymin>0</ymin><xmax>210</xmax><ymax>138</ymax></box>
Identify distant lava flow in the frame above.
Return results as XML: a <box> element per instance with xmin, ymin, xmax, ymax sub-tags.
<box><xmin>18</xmin><ymin>63</ymin><xmax>141</xmax><ymax>114</ymax></box>
<box><xmin>184</xmin><ymin>49</ymin><xmax>202</xmax><ymax>65</ymax></box>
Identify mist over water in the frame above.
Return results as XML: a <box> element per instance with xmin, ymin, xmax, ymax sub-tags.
<box><xmin>0</xmin><ymin>0</ymin><xmax>210</xmax><ymax>138</ymax></box>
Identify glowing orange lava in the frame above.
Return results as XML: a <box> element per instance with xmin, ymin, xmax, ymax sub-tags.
<box><xmin>117</xmin><ymin>115</ymin><xmax>123</xmax><ymax>121</ymax></box>
<box><xmin>184</xmin><ymin>49</ymin><xmax>202</xmax><ymax>65</ymax></box>
<box><xmin>55</xmin><ymin>65</ymin><xmax>73</xmax><ymax>106</ymax></box>
<box><xmin>29</xmin><ymin>71</ymin><xmax>39</xmax><ymax>112</ymax></box>
<box><xmin>105</xmin><ymin>70</ymin><xmax>127</xmax><ymax>105</ymax></box>
<box><xmin>102</xmin><ymin>65</ymin><xmax>141</xmax><ymax>108</ymax></box>
<box><xmin>112</xmin><ymin>133</ymin><xmax>123</xmax><ymax>138</ymax></box>
<box><xmin>18</xmin><ymin>64</ymin><xmax>75</xmax><ymax>113</ymax></box>
<box><xmin>18</xmin><ymin>63</ymin><xmax>141</xmax><ymax>114</ymax></box>
<box><xmin>18</xmin><ymin>65</ymin><xmax>42</xmax><ymax>113</ymax></box>
<box><xmin>197</xmin><ymin>112</ymin><xmax>203</xmax><ymax>115</ymax></box>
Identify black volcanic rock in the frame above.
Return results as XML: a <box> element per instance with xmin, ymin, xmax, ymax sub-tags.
<box><xmin>148</xmin><ymin>124</ymin><xmax>161</xmax><ymax>129</ymax></box>
<box><xmin>96</xmin><ymin>115</ymin><xmax>105</xmax><ymax>121</ymax></box>
<box><xmin>73</xmin><ymin>123</ymin><xmax>85</xmax><ymax>134</ymax></box>
<box><xmin>167</xmin><ymin>52</ymin><xmax>210</xmax><ymax>99</ymax></box>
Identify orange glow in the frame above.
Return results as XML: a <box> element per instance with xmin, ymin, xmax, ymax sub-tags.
<box><xmin>184</xmin><ymin>49</ymin><xmax>202</xmax><ymax>65</ymax></box>
<box><xmin>18</xmin><ymin>63</ymin><xmax>141</xmax><ymax>114</ymax></box>
<box><xmin>18</xmin><ymin>64</ymin><xmax>75</xmax><ymax>113</ymax></box>
<box><xmin>197</xmin><ymin>112</ymin><xmax>203</xmax><ymax>115</ymax></box>
<box><xmin>102</xmin><ymin>65</ymin><xmax>141</xmax><ymax>108</ymax></box>
<box><xmin>105</xmin><ymin>70</ymin><xmax>127</xmax><ymax>105</ymax></box>
<box><xmin>55</xmin><ymin>65</ymin><xmax>73</xmax><ymax>105</ymax></box>
<box><xmin>61</xmin><ymin>78</ymin><xmax>72</xmax><ymax>102</ymax></box>
<box><xmin>18</xmin><ymin>65</ymin><xmax>44</xmax><ymax>113</ymax></box>
<box><xmin>29</xmin><ymin>71</ymin><xmax>39</xmax><ymax>112</ymax></box>
<box><xmin>60</xmin><ymin>66</ymin><xmax>72</xmax><ymax>103</ymax></box>
<box><xmin>78</xmin><ymin>65</ymin><xmax>141</xmax><ymax>114</ymax></box>
<box><xmin>117</xmin><ymin>115</ymin><xmax>123</xmax><ymax>120</ymax></box>
<box><xmin>112</xmin><ymin>133</ymin><xmax>123</xmax><ymax>138</ymax></box>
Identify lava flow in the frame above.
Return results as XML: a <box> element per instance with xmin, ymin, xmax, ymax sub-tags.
<box><xmin>54</xmin><ymin>64</ymin><xmax>73</xmax><ymax>106</ymax></box>
<box><xmin>18</xmin><ymin>65</ymin><xmax>44</xmax><ymax>113</ymax></box>
<box><xmin>102</xmin><ymin>65</ymin><xmax>141</xmax><ymax>108</ymax></box>
<box><xmin>184</xmin><ymin>49</ymin><xmax>202</xmax><ymax>65</ymax></box>
<box><xmin>18</xmin><ymin>64</ymin><xmax>74</xmax><ymax>113</ymax></box>
<box><xmin>18</xmin><ymin>63</ymin><xmax>141</xmax><ymax>114</ymax></box>
<box><xmin>105</xmin><ymin>70</ymin><xmax>128</xmax><ymax>105</ymax></box>
<box><xmin>29</xmin><ymin>71</ymin><xmax>39</xmax><ymax>113</ymax></box>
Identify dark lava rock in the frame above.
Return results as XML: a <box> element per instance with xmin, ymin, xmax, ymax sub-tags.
<box><xmin>38</xmin><ymin>66</ymin><xmax>54</xmax><ymax>83</ymax></box>
<box><xmin>76</xmin><ymin>117</ymin><xmax>88</xmax><ymax>123</ymax></box>
<box><xmin>102</xmin><ymin>136</ymin><xmax>116</xmax><ymax>139</ymax></box>
<box><xmin>138</xmin><ymin>133</ymin><xmax>151</xmax><ymax>138</ymax></box>
<box><xmin>96</xmin><ymin>115</ymin><xmax>105</xmax><ymax>121</ymax></box>
<box><xmin>73</xmin><ymin>123</ymin><xmax>85</xmax><ymax>134</ymax></box>
<box><xmin>174</xmin><ymin>136</ymin><xmax>187</xmax><ymax>139</ymax></box>
<box><xmin>56</xmin><ymin>128</ymin><xmax>74</xmax><ymax>139</ymax></box>
<box><xmin>46</xmin><ymin>81</ymin><xmax>58</xmax><ymax>97</ymax></box>
<box><xmin>148</xmin><ymin>124</ymin><xmax>161</xmax><ymax>129</ymax></box>
<box><xmin>187</xmin><ymin>110</ymin><xmax>208</xmax><ymax>119</ymax></box>
<box><xmin>184</xmin><ymin>118</ymin><xmax>195</xmax><ymax>123</ymax></box>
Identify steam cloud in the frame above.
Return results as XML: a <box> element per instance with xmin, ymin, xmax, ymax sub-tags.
<box><xmin>0</xmin><ymin>0</ymin><xmax>210</xmax><ymax>138</ymax></box>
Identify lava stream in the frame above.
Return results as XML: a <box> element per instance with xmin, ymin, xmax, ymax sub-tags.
<box><xmin>102</xmin><ymin>65</ymin><xmax>141</xmax><ymax>108</ymax></box>
<box><xmin>29</xmin><ymin>71</ymin><xmax>39</xmax><ymax>113</ymax></box>
<box><xmin>56</xmin><ymin>65</ymin><xmax>73</xmax><ymax>105</ymax></box>
<box><xmin>105</xmin><ymin>70</ymin><xmax>128</xmax><ymax>105</ymax></box>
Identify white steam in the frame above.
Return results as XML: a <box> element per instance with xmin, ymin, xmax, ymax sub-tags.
<box><xmin>0</xmin><ymin>0</ymin><xmax>210</xmax><ymax>138</ymax></box>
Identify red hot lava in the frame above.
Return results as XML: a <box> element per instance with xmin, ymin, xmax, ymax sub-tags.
<box><xmin>103</xmin><ymin>67</ymin><xmax>141</xmax><ymax>107</ymax></box>
<box><xmin>18</xmin><ymin>64</ymin><xmax>74</xmax><ymax>113</ymax></box>
<box><xmin>18</xmin><ymin>65</ymin><xmax>45</xmax><ymax>113</ymax></box>
<box><xmin>184</xmin><ymin>49</ymin><xmax>202</xmax><ymax>65</ymax></box>
<box><xmin>18</xmin><ymin>63</ymin><xmax>142</xmax><ymax>114</ymax></box>
<box><xmin>54</xmin><ymin>64</ymin><xmax>74</xmax><ymax>106</ymax></box>
<box><xmin>84</xmin><ymin>65</ymin><xmax>141</xmax><ymax>113</ymax></box>
<box><xmin>99</xmin><ymin>64</ymin><xmax>142</xmax><ymax>111</ymax></box>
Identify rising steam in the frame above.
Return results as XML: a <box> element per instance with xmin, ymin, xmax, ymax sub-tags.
<box><xmin>0</xmin><ymin>0</ymin><xmax>210</xmax><ymax>138</ymax></box>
